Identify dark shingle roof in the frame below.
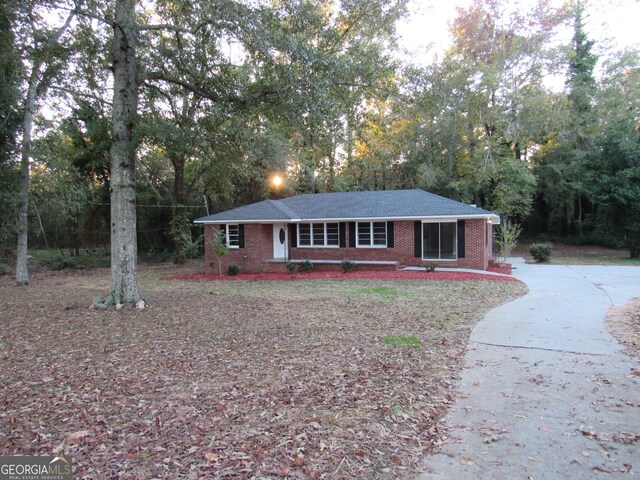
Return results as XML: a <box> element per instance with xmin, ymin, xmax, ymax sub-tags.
<box><xmin>195</xmin><ymin>189</ymin><xmax>498</xmax><ymax>223</ymax></box>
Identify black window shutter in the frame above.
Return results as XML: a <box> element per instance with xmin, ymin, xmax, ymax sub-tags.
<box><xmin>238</xmin><ymin>224</ymin><xmax>245</xmax><ymax>248</ymax></box>
<box><xmin>414</xmin><ymin>221</ymin><xmax>422</xmax><ymax>258</ymax></box>
<box><xmin>387</xmin><ymin>221</ymin><xmax>394</xmax><ymax>248</ymax></box>
<box><xmin>349</xmin><ymin>222</ymin><xmax>356</xmax><ymax>247</ymax></box>
<box><xmin>457</xmin><ymin>220</ymin><xmax>465</xmax><ymax>258</ymax></box>
<box><xmin>289</xmin><ymin>224</ymin><xmax>297</xmax><ymax>248</ymax></box>
<box><xmin>339</xmin><ymin>222</ymin><xmax>346</xmax><ymax>248</ymax></box>
<box><xmin>220</xmin><ymin>225</ymin><xmax>227</xmax><ymax>245</ymax></box>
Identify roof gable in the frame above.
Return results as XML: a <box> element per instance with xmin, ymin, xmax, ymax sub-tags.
<box><xmin>195</xmin><ymin>189</ymin><xmax>498</xmax><ymax>223</ymax></box>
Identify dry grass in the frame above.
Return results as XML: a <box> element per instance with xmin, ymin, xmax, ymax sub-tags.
<box><xmin>0</xmin><ymin>264</ymin><xmax>525</xmax><ymax>479</ymax></box>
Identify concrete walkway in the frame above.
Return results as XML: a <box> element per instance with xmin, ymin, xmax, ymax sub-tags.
<box><xmin>421</xmin><ymin>258</ymin><xmax>640</xmax><ymax>479</ymax></box>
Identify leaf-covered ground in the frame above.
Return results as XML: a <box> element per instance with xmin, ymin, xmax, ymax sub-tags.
<box><xmin>0</xmin><ymin>265</ymin><xmax>526</xmax><ymax>479</ymax></box>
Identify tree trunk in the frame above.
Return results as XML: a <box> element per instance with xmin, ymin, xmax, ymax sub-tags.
<box><xmin>171</xmin><ymin>155</ymin><xmax>186</xmax><ymax>206</ymax></box>
<box><xmin>109</xmin><ymin>0</ymin><xmax>142</xmax><ymax>305</ymax></box>
<box><xmin>15</xmin><ymin>73</ymin><xmax>39</xmax><ymax>285</ymax></box>
<box><xmin>14</xmin><ymin>12</ymin><xmax>73</xmax><ymax>285</ymax></box>
<box><xmin>576</xmin><ymin>195</ymin><xmax>583</xmax><ymax>237</ymax></box>
<box><xmin>328</xmin><ymin>140</ymin><xmax>336</xmax><ymax>191</ymax></box>
<box><xmin>170</xmin><ymin>156</ymin><xmax>187</xmax><ymax>264</ymax></box>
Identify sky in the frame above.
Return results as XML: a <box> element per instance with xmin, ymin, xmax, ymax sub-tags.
<box><xmin>396</xmin><ymin>0</ymin><xmax>640</xmax><ymax>66</ymax></box>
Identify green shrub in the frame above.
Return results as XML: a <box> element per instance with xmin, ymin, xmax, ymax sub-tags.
<box><xmin>286</xmin><ymin>262</ymin><xmax>298</xmax><ymax>273</ymax></box>
<box><xmin>170</xmin><ymin>207</ymin><xmax>191</xmax><ymax>264</ymax></box>
<box><xmin>496</xmin><ymin>219</ymin><xmax>522</xmax><ymax>262</ymax></box>
<box><xmin>425</xmin><ymin>262</ymin><xmax>437</xmax><ymax>272</ymax></box>
<box><xmin>181</xmin><ymin>232</ymin><xmax>203</xmax><ymax>259</ymax></box>
<box><xmin>530</xmin><ymin>243</ymin><xmax>553</xmax><ymax>263</ymax></box>
<box><xmin>227</xmin><ymin>264</ymin><xmax>240</xmax><ymax>276</ymax></box>
<box><xmin>341</xmin><ymin>259</ymin><xmax>357</xmax><ymax>272</ymax></box>
<box><xmin>49</xmin><ymin>254</ymin><xmax>80</xmax><ymax>271</ymax></box>
<box><xmin>299</xmin><ymin>259</ymin><xmax>314</xmax><ymax>272</ymax></box>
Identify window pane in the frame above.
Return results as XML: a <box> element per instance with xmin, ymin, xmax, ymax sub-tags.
<box><xmin>372</xmin><ymin>222</ymin><xmax>387</xmax><ymax>245</ymax></box>
<box><xmin>312</xmin><ymin>223</ymin><xmax>325</xmax><ymax>245</ymax></box>
<box><xmin>326</xmin><ymin>223</ymin><xmax>339</xmax><ymax>245</ymax></box>
<box><xmin>423</xmin><ymin>223</ymin><xmax>440</xmax><ymax>259</ymax></box>
<box><xmin>299</xmin><ymin>223</ymin><xmax>311</xmax><ymax>246</ymax></box>
<box><xmin>441</xmin><ymin>222</ymin><xmax>456</xmax><ymax>259</ymax></box>
<box><xmin>227</xmin><ymin>224</ymin><xmax>240</xmax><ymax>246</ymax></box>
<box><xmin>357</xmin><ymin>222</ymin><xmax>371</xmax><ymax>245</ymax></box>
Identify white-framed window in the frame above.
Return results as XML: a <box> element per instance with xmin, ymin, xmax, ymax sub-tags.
<box><xmin>422</xmin><ymin>221</ymin><xmax>456</xmax><ymax>260</ymax></box>
<box><xmin>221</xmin><ymin>224</ymin><xmax>240</xmax><ymax>248</ymax></box>
<box><xmin>357</xmin><ymin>221</ymin><xmax>387</xmax><ymax>247</ymax></box>
<box><xmin>298</xmin><ymin>223</ymin><xmax>339</xmax><ymax>247</ymax></box>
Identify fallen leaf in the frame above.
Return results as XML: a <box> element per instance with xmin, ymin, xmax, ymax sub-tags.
<box><xmin>483</xmin><ymin>435</ymin><xmax>503</xmax><ymax>444</ymax></box>
<box><xmin>205</xmin><ymin>453</ymin><xmax>219</xmax><ymax>462</ymax></box>
<box><xmin>65</xmin><ymin>430</ymin><xmax>91</xmax><ymax>445</ymax></box>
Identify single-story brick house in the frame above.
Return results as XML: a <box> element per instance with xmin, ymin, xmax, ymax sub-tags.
<box><xmin>195</xmin><ymin>189</ymin><xmax>499</xmax><ymax>273</ymax></box>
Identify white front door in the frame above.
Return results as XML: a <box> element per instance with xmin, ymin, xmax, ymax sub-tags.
<box><xmin>273</xmin><ymin>223</ymin><xmax>287</xmax><ymax>259</ymax></box>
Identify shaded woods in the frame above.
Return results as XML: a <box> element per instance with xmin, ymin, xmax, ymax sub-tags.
<box><xmin>1</xmin><ymin>0</ymin><xmax>639</xmax><ymax>281</ymax></box>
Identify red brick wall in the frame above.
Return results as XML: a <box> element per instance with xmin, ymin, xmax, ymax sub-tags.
<box><xmin>457</xmin><ymin>219</ymin><xmax>491</xmax><ymax>270</ymax></box>
<box><xmin>204</xmin><ymin>223</ymin><xmax>282</xmax><ymax>274</ymax></box>
<box><xmin>203</xmin><ymin>219</ymin><xmax>494</xmax><ymax>273</ymax></box>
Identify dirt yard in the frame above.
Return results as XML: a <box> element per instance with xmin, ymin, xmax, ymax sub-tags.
<box><xmin>0</xmin><ymin>265</ymin><xmax>525</xmax><ymax>478</ymax></box>
<box><xmin>606</xmin><ymin>298</ymin><xmax>640</xmax><ymax>357</ymax></box>
<box><xmin>513</xmin><ymin>242</ymin><xmax>638</xmax><ymax>264</ymax></box>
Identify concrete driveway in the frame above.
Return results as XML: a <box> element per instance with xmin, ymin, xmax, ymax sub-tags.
<box><xmin>421</xmin><ymin>259</ymin><xmax>640</xmax><ymax>479</ymax></box>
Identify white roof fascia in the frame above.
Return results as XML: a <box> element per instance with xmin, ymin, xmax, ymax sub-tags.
<box><xmin>194</xmin><ymin>219</ymin><xmax>290</xmax><ymax>224</ymax></box>
<box><xmin>195</xmin><ymin>214</ymin><xmax>500</xmax><ymax>225</ymax></box>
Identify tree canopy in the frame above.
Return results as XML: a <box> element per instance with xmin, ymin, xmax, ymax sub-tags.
<box><xmin>2</xmin><ymin>0</ymin><xmax>638</xmax><ymax>298</ymax></box>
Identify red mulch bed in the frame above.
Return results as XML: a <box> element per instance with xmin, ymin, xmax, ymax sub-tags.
<box><xmin>487</xmin><ymin>263</ymin><xmax>512</xmax><ymax>275</ymax></box>
<box><xmin>163</xmin><ymin>270</ymin><xmax>517</xmax><ymax>282</ymax></box>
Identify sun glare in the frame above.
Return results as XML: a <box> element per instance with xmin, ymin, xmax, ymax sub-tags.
<box><xmin>271</xmin><ymin>175</ymin><xmax>283</xmax><ymax>188</ymax></box>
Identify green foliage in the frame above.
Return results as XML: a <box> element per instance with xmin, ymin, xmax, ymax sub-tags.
<box><xmin>227</xmin><ymin>264</ymin><xmax>240</xmax><ymax>276</ymax></box>
<box><xmin>425</xmin><ymin>262</ymin><xmax>437</xmax><ymax>272</ymax></box>
<box><xmin>286</xmin><ymin>262</ymin><xmax>298</xmax><ymax>273</ymax></box>
<box><xmin>211</xmin><ymin>229</ymin><xmax>229</xmax><ymax>277</ymax></box>
<box><xmin>181</xmin><ymin>232</ymin><xmax>203</xmax><ymax>259</ymax></box>
<box><xmin>0</xmin><ymin>4</ymin><xmax>21</xmax><ymax>256</ymax></box>
<box><xmin>0</xmin><ymin>262</ymin><xmax>10</xmax><ymax>276</ymax></box>
<box><xmin>567</xmin><ymin>2</ymin><xmax>598</xmax><ymax>139</ymax></box>
<box><xmin>530</xmin><ymin>243</ymin><xmax>553</xmax><ymax>263</ymax></box>
<box><xmin>170</xmin><ymin>207</ymin><xmax>193</xmax><ymax>264</ymax></box>
<box><xmin>496</xmin><ymin>219</ymin><xmax>522</xmax><ymax>263</ymax></box>
<box><xmin>7</xmin><ymin>0</ymin><xmax>637</xmax><ymax>265</ymax></box>
<box><xmin>483</xmin><ymin>154</ymin><xmax>537</xmax><ymax>220</ymax></box>
<box><xmin>37</xmin><ymin>250</ymin><xmax>111</xmax><ymax>271</ymax></box>
<box><xmin>299</xmin><ymin>260</ymin><xmax>314</xmax><ymax>272</ymax></box>
<box><xmin>381</xmin><ymin>335</ymin><xmax>422</xmax><ymax>348</ymax></box>
<box><xmin>582</xmin><ymin>51</ymin><xmax>640</xmax><ymax>258</ymax></box>
<box><xmin>30</xmin><ymin>131</ymin><xmax>102</xmax><ymax>254</ymax></box>
<box><xmin>341</xmin><ymin>259</ymin><xmax>357</xmax><ymax>272</ymax></box>
<box><xmin>0</xmin><ymin>2</ymin><xmax>21</xmax><ymax>164</ymax></box>
<box><xmin>0</xmin><ymin>164</ymin><xmax>18</xmax><ymax>254</ymax></box>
